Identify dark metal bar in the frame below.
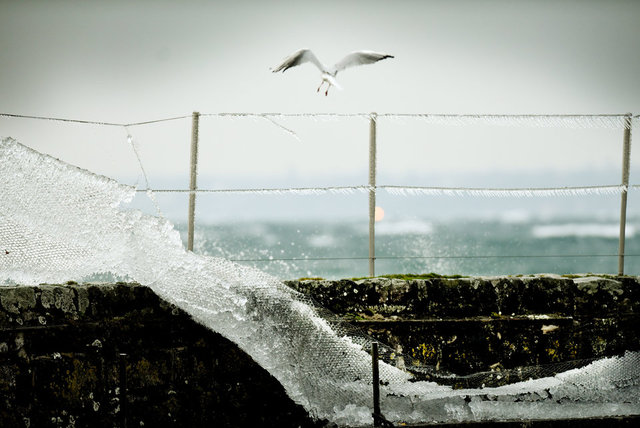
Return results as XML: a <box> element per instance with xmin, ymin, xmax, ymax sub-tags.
<box><xmin>119</xmin><ymin>353</ymin><xmax>128</xmax><ymax>428</ymax></box>
<box><xmin>372</xmin><ymin>341</ymin><xmax>381</xmax><ymax>426</ymax></box>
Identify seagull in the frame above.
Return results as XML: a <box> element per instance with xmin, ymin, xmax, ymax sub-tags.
<box><xmin>272</xmin><ymin>48</ymin><xmax>394</xmax><ymax>96</ymax></box>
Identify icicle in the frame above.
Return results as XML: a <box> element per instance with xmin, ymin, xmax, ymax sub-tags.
<box><xmin>124</xmin><ymin>127</ymin><xmax>163</xmax><ymax>217</ymax></box>
<box><xmin>259</xmin><ymin>115</ymin><xmax>301</xmax><ymax>142</ymax></box>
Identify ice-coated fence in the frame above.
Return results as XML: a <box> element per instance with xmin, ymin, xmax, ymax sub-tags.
<box><xmin>0</xmin><ymin>112</ymin><xmax>638</xmax><ymax>277</ymax></box>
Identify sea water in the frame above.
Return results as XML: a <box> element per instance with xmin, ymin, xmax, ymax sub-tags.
<box><xmin>182</xmin><ymin>216</ymin><xmax>640</xmax><ymax>279</ymax></box>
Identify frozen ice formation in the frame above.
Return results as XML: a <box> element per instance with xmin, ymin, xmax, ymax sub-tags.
<box><xmin>1</xmin><ymin>137</ymin><xmax>639</xmax><ymax>425</ymax></box>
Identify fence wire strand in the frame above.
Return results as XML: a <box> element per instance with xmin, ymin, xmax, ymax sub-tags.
<box><xmin>3</xmin><ymin>112</ymin><xmax>639</xmax><ymax>128</ymax></box>
<box><xmin>229</xmin><ymin>254</ymin><xmax>640</xmax><ymax>263</ymax></box>
<box><xmin>137</xmin><ymin>184</ymin><xmax>634</xmax><ymax>197</ymax></box>
<box><xmin>2</xmin><ymin>111</ymin><xmax>638</xmax><ymax>273</ymax></box>
<box><xmin>5</xmin><ymin>111</ymin><xmax>636</xmax><ymax>199</ymax></box>
<box><xmin>3</xmin><ymin>111</ymin><xmax>638</xmax><ymax>199</ymax></box>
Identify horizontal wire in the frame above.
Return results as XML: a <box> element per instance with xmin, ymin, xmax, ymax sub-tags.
<box><xmin>0</xmin><ymin>113</ymin><xmax>124</xmax><ymax>126</ymax></box>
<box><xmin>206</xmin><ymin>112</ymin><xmax>633</xmax><ymax>118</ymax></box>
<box><xmin>141</xmin><ymin>185</ymin><xmax>371</xmax><ymax>194</ymax></box>
<box><xmin>123</xmin><ymin>115</ymin><xmax>192</xmax><ymax>127</ymax></box>
<box><xmin>382</xmin><ymin>254</ymin><xmax>635</xmax><ymax>260</ymax></box>
<box><xmin>229</xmin><ymin>254</ymin><xmax>640</xmax><ymax>263</ymax></box>
<box><xmin>205</xmin><ymin>112</ymin><xmax>638</xmax><ymax>129</ymax></box>
<box><xmin>232</xmin><ymin>256</ymin><xmax>370</xmax><ymax>262</ymax></box>
<box><xmin>3</xmin><ymin>112</ymin><xmax>638</xmax><ymax>128</ymax></box>
<box><xmin>0</xmin><ymin>112</ymin><xmax>191</xmax><ymax>127</ymax></box>
<box><xmin>377</xmin><ymin>113</ymin><xmax>636</xmax><ymax>129</ymax></box>
<box><xmin>135</xmin><ymin>184</ymin><xmax>634</xmax><ymax>197</ymax></box>
<box><xmin>381</xmin><ymin>184</ymin><xmax>627</xmax><ymax>197</ymax></box>
<box><xmin>210</xmin><ymin>112</ymin><xmax>368</xmax><ymax>118</ymax></box>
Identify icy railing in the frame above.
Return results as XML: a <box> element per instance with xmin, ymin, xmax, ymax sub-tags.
<box><xmin>2</xmin><ymin>112</ymin><xmax>637</xmax><ymax>202</ymax></box>
<box><xmin>2</xmin><ymin>137</ymin><xmax>640</xmax><ymax>425</ymax></box>
<box><xmin>1</xmin><ymin>112</ymin><xmax>638</xmax><ymax>278</ymax></box>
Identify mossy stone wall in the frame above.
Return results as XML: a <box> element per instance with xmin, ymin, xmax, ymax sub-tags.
<box><xmin>1</xmin><ymin>275</ymin><xmax>639</xmax><ymax>427</ymax></box>
<box><xmin>285</xmin><ymin>275</ymin><xmax>640</xmax><ymax>375</ymax></box>
<box><xmin>0</xmin><ymin>283</ymin><xmax>318</xmax><ymax>428</ymax></box>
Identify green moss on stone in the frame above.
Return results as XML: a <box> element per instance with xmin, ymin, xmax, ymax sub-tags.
<box><xmin>350</xmin><ymin>273</ymin><xmax>469</xmax><ymax>281</ymax></box>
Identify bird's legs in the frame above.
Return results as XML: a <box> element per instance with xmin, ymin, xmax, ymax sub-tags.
<box><xmin>317</xmin><ymin>75</ymin><xmax>333</xmax><ymax>96</ymax></box>
<box><xmin>317</xmin><ymin>82</ymin><xmax>331</xmax><ymax>96</ymax></box>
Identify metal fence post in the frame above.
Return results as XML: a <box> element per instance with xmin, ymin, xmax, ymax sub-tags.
<box><xmin>187</xmin><ymin>111</ymin><xmax>200</xmax><ymax>252</ymax></box>
<box><xmin>371</xmin><ymin>342</ymin><xmax>381</xmax><ymax>426</ymax></box>
<box><xmin>118</xmin><ymin>352</ymin><xmax>128</xmax><ymax>428</ymax></box>
<box><xmin>369</xmin><ymin>113</ymin><xmax>377</xmax><ymax>277</ymax></box>
<box><xmin>618</xmin><ymin>113</ymin><xmax>633</xmax><ymax>276</ymax></box>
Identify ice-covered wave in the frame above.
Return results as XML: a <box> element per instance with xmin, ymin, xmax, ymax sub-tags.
<box><xmin>2</xmin><ymin>137</ymin><xmax>639</xmax><ymax>425</ymax></box>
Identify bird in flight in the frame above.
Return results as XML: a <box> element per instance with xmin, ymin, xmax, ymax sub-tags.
<box><xmin>272</xmin><ymin>48</ymin><xmax>394</xmax><ymax>96</ymax></box>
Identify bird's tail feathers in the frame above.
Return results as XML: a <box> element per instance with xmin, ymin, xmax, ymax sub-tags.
<box><xmin>326</xmin><ymin>74</ymin><xmax>343</xmax><ymax>91</ymax></box>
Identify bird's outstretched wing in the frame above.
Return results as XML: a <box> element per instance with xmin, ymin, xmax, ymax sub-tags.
<box><xmin>271</xmin><ymin>49</ymin><xmax>327</xmax><ymax>73</ymax></box>
<box><xmin>333</xmin><ymin>51</ymin><xmax>394</xmax><ymax>73</ymax></box>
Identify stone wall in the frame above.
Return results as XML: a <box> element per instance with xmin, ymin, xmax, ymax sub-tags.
<box><xmin>1</xmin><ymin>275</ymin><xmax>639</xmax><ymax>427</ymax></box>
<box><xmin>286</xmin><ymin>275</ymin><xmax>640</xmax><ymax>378</ymax></box>
<box><xmin>0</xmin><ymin>283</ymin><xmax>319</xmax><ymax>428</ymax></box>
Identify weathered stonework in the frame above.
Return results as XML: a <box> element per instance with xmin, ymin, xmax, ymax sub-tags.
<box><xmin>0</xmin><ymin>283</ymin><xmax>320</xmax><ymax>428</ymax></box>
<box><xmin>1</xmin><ymin>275</ymin><xmax>639</xmax><ymax>427</ymax></box>
<box><xmin>285</xmin><ymin>275</ymin><xmax>640</xmax><ymax>375</ymax></box>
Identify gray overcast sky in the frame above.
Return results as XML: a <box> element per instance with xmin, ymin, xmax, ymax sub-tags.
<box><xmin>2</xmin><ymin>0</ymin><xmax>639</xmax><ymax>117</ymax></box>
<box><xmin>1</xmin><ymin>0</ymin><xmax>639</xmax><ymax>202</ymax></box>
